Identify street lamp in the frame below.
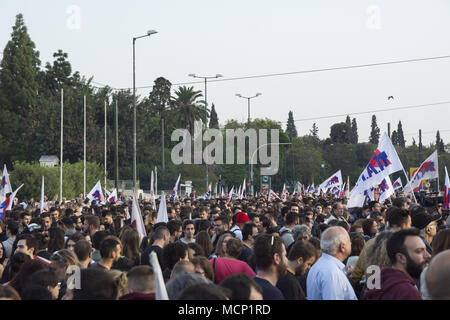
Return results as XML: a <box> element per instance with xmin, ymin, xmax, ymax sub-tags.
<box><xmin>250</xmin><ymin>142</ymin><xmax>292</xmax><ymax>196</ymax></box>
<box><xmin>188</xmin><ymin>73</ymin><xmax>223</xmax><ymax>193</ymax></box>
<box><xmin>235</xmin><ymin>93</ymin><xmax>262</xmax><ymax>126</ymax></box>
<box><xmin>236</xmin><ymin>93</ymin><xmax>262</xmax><ymax>193</ymax></box>
<box><xmin>132</xmin><ymin>30</ymin><xmax>158</xmax><ymax>190</ymax></box>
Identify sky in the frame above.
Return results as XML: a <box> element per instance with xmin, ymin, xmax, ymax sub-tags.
<box><xmin>1</xmin><ymin>0</ymin><xmax>450</xmax><ymax>147</ymax></box>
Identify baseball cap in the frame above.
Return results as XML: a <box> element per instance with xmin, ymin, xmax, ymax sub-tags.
<box><xmin>411</xmin><ymin>213</ymin><xmax>441</xmax><ymax>230</ymax></box>
<box><xmin>236</xmin><ymin>212</ymin><xmax>250</xmax><ymax>223</ymax></box>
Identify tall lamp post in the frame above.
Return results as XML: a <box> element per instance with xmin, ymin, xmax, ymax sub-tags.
<box><xmin>236</xmin><ymin>93</ymin><xmax>262</xmax><ymax>195</ymax></box>
<box><xmin>188</xmin><ymin>73</ymin><xmax>222</xmax><ymax>193</ymax></box>
<box><xmin>133</xmin><ymin>29</ymin><xmax>158</xmax><ymax>191</ymax></box>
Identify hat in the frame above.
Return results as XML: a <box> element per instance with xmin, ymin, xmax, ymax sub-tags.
<box><xmin>412</xmin><ymin>213</ymin><xmax>441</xmax><ymax>230</ymax></box>
<box><xmin>28</xmin><ymin>223</ymin><xmax>41</xmax><ymax>232</ymax></box>
<box><xmin>236</xmin><ymin>212</ymin><xmax>250</xmax><ymax>223</ymax></box>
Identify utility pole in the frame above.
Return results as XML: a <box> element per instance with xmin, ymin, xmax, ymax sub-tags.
<box><xmin>114</xmin><ymin>99</ymin><xmax>119</xmax><ymax>189</ymax></box>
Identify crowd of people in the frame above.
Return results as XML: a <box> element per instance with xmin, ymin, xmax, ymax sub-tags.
<box><xmin>0</xmin><ymin>190</ymin><xmax>449</xmax><ymax>300</ymax></box>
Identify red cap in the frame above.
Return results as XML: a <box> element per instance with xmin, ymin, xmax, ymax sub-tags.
<box><xmin>236</xmin><ymin>212</ymin><xmax>250</xmax><ymax>223</ymax></box>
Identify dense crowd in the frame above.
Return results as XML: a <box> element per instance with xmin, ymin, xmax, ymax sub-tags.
<box><xmin>0</xmin><ymin>191</ymin><xmax>449</xmax><ymax>300</ymax></box>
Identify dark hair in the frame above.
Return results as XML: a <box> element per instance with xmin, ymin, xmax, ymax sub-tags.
<box><xmin>392</xmin><ymin>197</ymin><xmax>408</xmax><ymax>209</ymax></box>
<box><xmin>350</xmin><ymin>234</ymin><xmax>365</xmax><ymax>257</ymax></box>
<box><xmin>162</xmin><ymin>242</ymin><xmax>188</xmax><ymax>270</ymax></box>
<box><xmin>0</xmin><ymin>286</ymin><xmax>21</xmax><ymax>300</ymax></box>
<box><xmin>226</xmin><ymin>238</ymin><xmax>243</xmax><ymax>258</ymax></box>
<box><xmin>47</xmin><ymin>227</ymin><xmax>65</xmax><ymax>254</ymax></box>
<box><xmin>183</xmin><ymin>220</ymin><xmax>195</xmax><ymax>230</ymax></box>
<box><xmin>196</xmin><ymin>219</ymin><xmax>212</xmax><ymax>233</ymax></box>
<box><xmin>191</xmin><ymin>256</ymin><xmax>214</xmax><ymax>282</ymax></box>
<box><xmin>220</xmin><ymin>273</ymin><xmax>262</xmax><ymax>300</ymax></box>
<box><xmin>74</xmin><ymin>240</ymin><xmax>92</xmax><ymax>261</ymax></box>
<box><xmin>99</xmin><ymin>238</ymin><xmax>121</xmax><ymax>258</ymax></box>
<box><xmin>177</xmin><ymin>283</ymin><xmax>229</xmax><ymax>300</ymax></box>
<box><xmin>431</xmin><ymin>229</ymin><xmax>450</xmax><ymax>257</ymax></box>
<box><xmin>21</xmin><ymin>285</ymin><xmax>53</xmax><ymax>300</ymax></box>
<box><xmin>287</xmin><ymin>240</ymin><xmax>316</xmax><ymax>262</ymax></box>
<box><xmin>8</xmin><ymin>252</ymin><xmax>32</xmax><ymax>282</ymax></box>
<box><xmin>386</xmin><ymin>228</ymin><xmax>421</xmax><ymax>265</ymax></box>
<box><xmin>9</xmin><ymin>260</ymin><xmax>48</xmax><ymax>296</ymax></box>
<box><xmin>66</xmin><ymin>232</ymin><xmax>85</xmax><ymax>247</ymax></box>
<box><xmin>91</xmin><ymin>230</ymin><xmax>109</xmax><ymax>250</ymax></box>
<box><xmin>72</xmin><ymin>269</ymin><xmax>118</xmax><ymax>300</ymax></box>
<box><xmin>18</xmin><ymin>234</ymin><xmax>38</xmax><ymax>253</ymax></box>
<box><xmin>362</xmin><ymin>219</ymin><xmax>377</xmax><ymax>236</ymax></box>
<box><xmin>84</xmin><ymin>215</ymin><xmax>100</xmax><ymax>230</ymax></box>
<box><xmin>152</xmin><ymin>226</ymin><xmax>170</xmax><ymax>241</ymax></box>
<box><xmin>7</xmin><ymin>220</ymin><xmax>19</xmax><ymax>236</ymax></box>
<box><xmin>253</xmin><ymin>234</ymin><xmax>284</xmax><ymax>271</ymax></box>
<box><xmin>126</xmin><ymin>265</ymin><xmax>154</xmax><ymax>293</ymax></box>
<box><xmin>285</xmin><ymin>212</ymin><xmax>299</xmax><ymax>226</ymax></box>
<box><xmin>188</xmin><ymin>242</ymin><xmax>205</xmax><ymax>257</ymax></box>
<box><xmin>242</xmin><ymin>223</ymin><xmax>257</xmax><ymax>241</ymax></box>
<box><xmin>386</xmin><ymin>207</ymin><xmax>410</xmax><ymax>228</ymax></box>
<box><xmin>30</xmin><ymin>269</ymin><xmax>58</xmax><ymax>288</ymax></box>
<box><xmin>195</xmin><ymin>231</ymin><xmax>213</xmax><ymax>257</ymax></box>
<box><xmin>167</xmin><ymin>220</ymin><xmax>182</xmax><ymax>235</ymax></box>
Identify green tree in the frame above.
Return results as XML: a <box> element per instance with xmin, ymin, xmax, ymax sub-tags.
<box><xmin>209</xmin><ymin>103</ymin><xmax>219</xmax><ymax>128</ymax></box>
<box><xmin>369</xmin><ymin>115</ymin><xmax>380</xmax><ymax>144</ymax></box>
<box><xmin>170</xmin><ymin>86</ymin><xmax>207</xmax><ymax>134</ymax></box>
<box><xmin>148</xmin><ymin>77</ymin><xmax>171</xmax><ymax>116</ymax></box>
<box><xmin>286</xmin><ymin>110</ymin><xmax>298</xmax><ymax>139</ymax></box>
<box><xmin>350</xmin><ymin>118</ymin><xmax>358</xmax><ymax>144</ymax></box>
<box><xmin>330</xmin><ymin>122</ymin><xmax>350</xmax><ymax>143</ymax></box>
<box><xmin>391</xmin><ymin>130</ymin><xmax>398</xmax><ymax>146</ymax></box>
<box><xmin>310</xmin><ymin>123</ymin><xmax>319</xmax><ymax>137</ymax></box>
<box><xmin>397</xmin><ymin>121</ymin><xmax>405</xmax><ymax>147</ymax></box>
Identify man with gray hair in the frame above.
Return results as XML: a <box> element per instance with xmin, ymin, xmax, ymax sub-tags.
<box><xmin>425</xmin><ymin>249</ymin><xmax>450</xmax><ymax>300</ymax></box>
<box><xmin>292</xmin><ymin>225</ymin><xmax>312</xmax><ymax>242</ymax></box>
<box><xmin>306</xmin><ymin>226</ymin><xmax>357</xmax><ymax>300</ymax></box>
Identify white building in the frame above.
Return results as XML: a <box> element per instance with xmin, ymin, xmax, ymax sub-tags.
<box><xmin>39</xmin><ymin>155</ymin><xmax>59</xmax><ymax>167</ymax></box>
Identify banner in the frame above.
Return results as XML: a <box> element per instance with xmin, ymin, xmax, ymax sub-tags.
<box><xmin>408</xmin><ymin>151</ymin><xmax>439</xmax><ymax>193</ymax></box>
<box><xmin>379</xmin><ymin>177</ymin><xmax>395</xmax><ymax>204</ymax></box>
<box><xmin>86</xmin><ymin>181</ymin><xmax>105</xmax><ymax>204</ymax></box>
<box><xmin>170</xmin><ymin>174</ymin><xmax>181</xmax><ymax>201</ymax></box>
<box><xmin>319</xmin><ymin>170</ymin><xmax>343</xmax><ymax>193</ymax></box>
<box><xmin>393</xmin><ymin>177</ymin><xmax>403</xmax><ymax>191</ymax></box>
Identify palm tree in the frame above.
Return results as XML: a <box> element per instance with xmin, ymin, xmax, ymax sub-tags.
<box><xmin>170</xmin><ymin>86</ymin><xmax>208</xmax><ymax>134</ymax></box>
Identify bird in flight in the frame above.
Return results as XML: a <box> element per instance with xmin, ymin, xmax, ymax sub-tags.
<box><xmin>388</xmin><ymin>96</ymin><xmax>394</xmax><ymax>100</ymax></box>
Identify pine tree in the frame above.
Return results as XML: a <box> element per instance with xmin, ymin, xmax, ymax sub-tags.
<box><xmin>310</xmin><ymin>123</ymin><xmax>319</xmax><ymax>137</ymax></box>
<box><xmin>209</xmin><ymin>103</ymin><xmax>219</xmax><ymax>128</ymax></box>
<box><xmin>391</xmin><ymin>130</ymin><xmax>398</xmax><ymax>146</ymax></box>
<box><xmin>350</xmin><ymin>118</ymin><xmax>358</xmax><ymax>144</ymax></box>
<box><xmin>397</xmin><ymin>121</ymin><xmax>405</xmax><ymax>147</ymax></box>
<box><xmin>0</xmin><ymin>14</ymin><xmax>41</xmax><ymax>115</ymax></box>
<box><xmin>286</xmin><ymin>110</ymin><xmax>298</xmax><ymax>139</ymax></box>
<box><xmin>436</xmin><ymin>130</ymin><xmax>441</xmax><ymax>149</ymax></box>
<box><xmin>345</xmin><ymin>115</ymin><xmax>351</xmax><ymax>127</ymax></box>
<box><xmin>369</xmin><ymin>115</ymin><xmax>380</xmax><ymax>144</ymax></box>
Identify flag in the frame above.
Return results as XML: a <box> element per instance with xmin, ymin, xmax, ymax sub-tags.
<box><xmin>393</xmin><ymin>177</ymin><xmax>403</xmax><ymax>191</ymax></box>
<box><xmin>206</xmin><ymin>183</ymin><xmax>212</xmax><ymax>199</ymax></box>
<box><xmin>228</xmin><ymin>186</ymin><xmax>234</xmax><ymax>200</ymax></box>
<box><xmin>237</xmin><ymin>185</ymin><xmax>242</xmax><ymax>200</ymax></box>
<box><xmin>348</xmin><ymin>132</ymin><xmax>404</xmax><ymax>207</ymax></box>
<box><xmin>281</xmin><ymin>184</ymin><xmax>287</xmax><ymax>202</ymax></box>
<box><xmin>345</xmin><ymin>177</ymin><xmax>350</xmax><ymax>199</ymax></box>
<box><xmin>444</xmin><ymin>166</ymin><xmax>450</xmax><ymax>210</ymax></box>
<box><xmin>131</xmin><ymin>193</ymin><xmax>147</xmax><ymax>237</ymax></box>
<box><xmin>339</xmin><ymin>182</ymin><xmax>346</xmax><ymax>199</ymax></box>
<box><xmin>0</xmin><ymin>184</ymin><xmax>24</xmax><ymax>220</ymax></box>
<box><xmin>150</xmin><ymin>170</ymin><xmax>156</xmax><ymax>210</ymax></box>
<box><xmin>86</xmin><ymin>181</ymin><xmax>105</xmax><ymax>204</ymax></box>
<box><xmin>40</xmin><ymin>176</ymin><xmax>46</xmax><ymax>214</ymax></box>
<box><xmin>409</xmin><ymin>150</ymin><xmax>439</xmax><ymax>193</ymax></box>
<box><xmin>220</xmin><ymin>187</ymin><xmax>225</xmax><ymax>199</ymax></box>
<box><xmin>156</xmin><ymin>191</ymin><xmax>168</xmax><ymax>223</ymax></box>
<box><xmin>269</xmin><ymin>189</ymin><xmax>280</xmax><ymax>202</ymax></box>
<box><xmin>297</xmin><ymin>182</ymin><xmax>303</xmax><ymax>201</ymax></box>
<box><xmin>0</xmin><ymin>164</ymin><xmax>12</xmax><ymax>199</ymax></box>
<box><xmin>214</xmin><ymin>183</ymin><xmax>218</xmax><ymax>198</ymax></box>
<box><xmin>170</xmin><ymin>174</ymin><xmax>181</xmax><ymax>201</ymax></box>
<box><xmin>149</xmin><ymin>251</ymin><xmax>169</xmax><ymax>300</ymax></box>
<box><xmin>107</xmin><ymin>188</ymin><xmax>118</xmax><ymax>203</ymax></box>
<box><xmin>379</xmin><ymin>177</ymin><xmax>395</xmax><ymax>204</ymax></box>
<box><xmin>240</xmin><ymin>179</ymin><xmax>246</xmax><ymax>199</ymax></box>
<box><xmin>319</xmin><ymin>170</ymin><xmax>343</xmax><ymax>193</ymax></box>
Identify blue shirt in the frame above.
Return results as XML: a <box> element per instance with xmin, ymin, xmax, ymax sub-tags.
<box><xmin>306</xmin><ymin>253</ymin><xmax>357</xmax><ymax>300</ymax></box>
<box><xmin>253</xmin><ymin>277</ymin><xmax>285</xmax><ymax>300</ymax></box>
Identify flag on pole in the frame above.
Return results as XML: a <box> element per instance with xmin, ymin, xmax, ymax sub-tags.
<box><xmin>0</xmin><ymin>164</ymin><xmax>12</xmax><ymax>200</ymax></box>
<box><xmin>228</xmin><ymin>186</ymin><xmax>234</xmax><ymax>200</ymax></box>
<box><xmin>444</xmin><ymin>166</ymin><xmax>450</xmax><ymax>210</ymax></box>
<box><xmin>240</xmin><ymin>179</ymin><xmax>246</xmax><ymax>199</ymax></box>
<box><xmin>237</xmin><ymin>185</ymin><xmax>242</xmax><ymax>200</ymax></box>
<box><xmin>214</xmin><ymin>183</ymin><xmax>218</xmax><ymax>198</ymax></box>
<box><xmin>0</xmin><ymin>184</ymin><xmax>24</xmax><ymax>220</ymax></box>
<box><xmin>319</xmin><ymin>170</ymin><xmax>343</xmax><ymax>193</ymax></box>
<box><xmin>348</xmin><ymin>132</ymin><xmax>404</xmax><ymax>207</ymax></box>
<box><xmin>269</xmin><ymin>189</ymin><xmax>280</xmax><ymax>202</ymax></box>
<box><xmin>156</xmin><ymin>191</ymin><xmax>168</xmax><ymax>223</ymax></box>
<box><xmin>393</xmin><ymin>177</ymin><xmax>403</xmax><ymax>191</ymax></box>
<box><xmin>345</xmin><ymin>177</ymin><xmax>350</xmax><ymax>199</ymax></box>
<box><xmin>86</xmin><ymin>181</ymin><xmax>105</xmax><ymax>204</ymax></box>
<box><xmin>170</xmin><ymin>174</ymin><xmax>181</xmax><ymax>201</ymax></box>
<box><xmin>131</xmin><ymin>193</ymin><xmax>146</xmax><ymax>237</ymax></box>
<box><xmin>221</xmin><ymin>187</ymin><xmax>225</xmax><ymax>199</ymax></box>
<box><xmin>150</xmin><ymin>171</ymin><xmax>156</xmax><ymax>210</ymax></box>
<box><xmin>379</xmin><ymin>177</ymin><xmax>395</xmax><ymax>204</ymax></box>
<box><xmin>149</xmin><ymin>251</ymin><xmax>169</xmax><ymax>300</ymax></box>
<box><xmin>408</xmin><ymin>150</ymin><xmax>439</xmax><ymax>193</ymax></box>
<box><xmin>206</xmin><ymin>183</ymin><xmax>212</xmax><ymax>199</ymax></box>
<box><xmin>296</xmin><ymin>182</ymin><xmax>303</xmax><ymax>201</ymax></box>
<box><xmin>40</xmin><ymin>176</ymin><xmax>46</xmax><ymax>213</ymax></box>
<box><xmin>339</xmin><ymin>182</ymin><xmax>346</xmax><ymax>199</ymax></box>
<box><xmin>107</xmin><ymin>188</ymin><xmax>118</xmax><ymax>203</ymax></box>
<box><xmin>281</xmin><ymin>184</ymin><xmax>287</xmax><ymax>202</ymax></box>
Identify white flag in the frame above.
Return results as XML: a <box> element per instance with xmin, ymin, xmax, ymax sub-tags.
<box><xmin>240</xmin><ymin>179</ymin><xmax>246</xmax><ymax>199</ymax></box>
<box><xmin>107</xmin><ymin>188</ymin><xmax>118</xmax><ymax>203</ymax></box>
<box><xmin>131</xmin><ymin>193</ymin><xmax>147</xmax><ymax>237</ymax></box>
<box><xmin>228</xmin><ymin>186</ymin><xmax>234</xmax><ymax>200</ymax></box>
<box><xmin>86</xmin><ymin>180</ymin><xmax>105</xmax><ymax>204</ymax></box>
<box><xmin>156</xmin><ymin>191</ymin><xmax>168</xmax><ymax>224</ymax></box>
<box><xmin>319</xmin><ymin>170</ymin><xmax>343</xmax><ymax>193</ymax></box>
<box><xmin>0</xmin><ymin>164</ymin><xmax>12</xmax><ymax>198</ymax></box>
<box><xmin>409</xmin><ymin>150</ymin><xmax>439</xmax><ymax>193</ymax></box>
<box><xmin>269</xmin><ymin>189</ymin><xmax>280</xmax><ymax>202</ymax></box>
<box><xmin>170</xmin><ymin>174</ymin><xmax>181</xmax><ymax>201</ymax></box>
<box><xmin>348</xmin><ymin>132</ymin><xmax>404</xmax><ymax>207</ymax></box>
<box><xmin>149</xmin><ymin>251</ymin><xmax>169</xmax><ymax>300</ymax></box>
<box><xmin>150</xmin><ymin>171</ymin><xmax>156</xmax><ymax>210</ymax></box>
<box><xmin>379</xmin><ymin>177</ymin><xmax>395</xmax><ymax>204</ymax></box>
<box><xmin>393</xmin><ymin>177</ymin><xmax>403</xmax><ymax>191</ymax></box>
<box><xmin>281</xmin><ymin>184</ymin><xmax>287</xmax><ymax>202</ymax></box>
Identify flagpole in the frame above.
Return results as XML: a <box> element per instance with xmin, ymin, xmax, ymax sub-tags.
<box><xmin>60</xmin><ymin>88</ymin><xmax>63</xmax><ymax>201</ymax></box>
<box><xmin>104</xmin><ymin>100</ymin><xmax>107</xmax><ymax>191</ymax></box>
<box><xmin>402</xmin><ymin>168</ymin><xmax>418</xmax><ymax>203</ymax></box>
<box><xmin>84</xmin><ymin>95</ymin><xmax>86</xmax><ymax>199</ymax></box>
<box><xmin>155</xmin><ymin>166</ymin><xmax>158</xmax><ymax>196</ymax></box>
